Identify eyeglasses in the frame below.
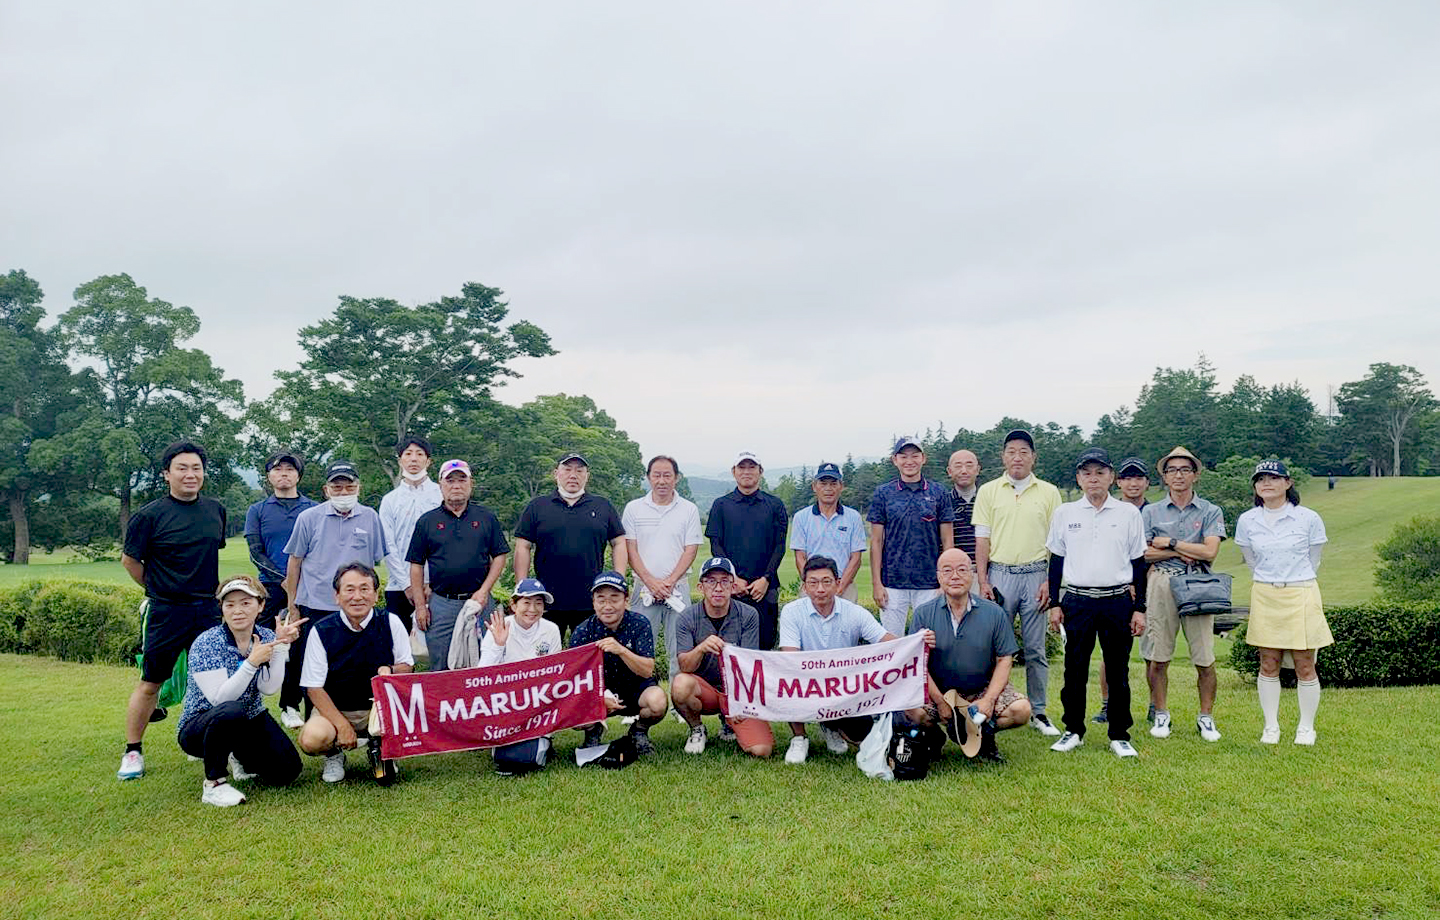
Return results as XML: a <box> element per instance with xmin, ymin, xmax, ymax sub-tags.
<box><xmin>1163</xmin><ymin>467</ymin><xmax>1196</xmax><ymax>475</ymax></box>
<box><xmin>701</xmin><ymin>578</ymin><xmax>733</xmax><ymax>589</ymax></box>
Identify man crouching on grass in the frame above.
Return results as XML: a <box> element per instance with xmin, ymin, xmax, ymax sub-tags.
<box><xmin>298</xmin><ymin>564</ymin><xmax>413</xmax><ymax>783</ymax></box>
<box><xmin>568</xmin><ymin>571</ymin><xmax>668</xmax><ymax>754</ymax></box>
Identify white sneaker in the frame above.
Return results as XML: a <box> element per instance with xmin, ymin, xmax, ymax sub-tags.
<box><xmin>321</xmin><ymin>753</ymin><xmax>346</xmax><ymax>783</ymax></box>
<box><xmin>1294</xmin><ymin>727</ymin><xmax>1317</xmax><ymax>746</ymax></box>
<box><xmin>1050</xmin><ymin>731</ymin><xmax>1084</xmax><ymax>752</ymax></box>
<box><xmin>1029</xmin><ymin>714</ymin><xmax>1061</xmax><ymax>737</ymax></box>
<box><xmin>820</xmin><ymin>726</ymin><xmax>849</xmax><ymax>754</ymax></box>
<box><xmin>117</xmin><ymin>750</ymin><xmax>144</xmax><ymax>780</ymax></box>
<box><xmin>1196</xmin><ymin>715</ymin><xmax>1221</xmax><ymax>743</ymax></box>
<box><xmin>1150</xmin><ymin>711</ymin><xmax>1172</xmax><ymax>739</ymax></box>
<box><xmin>201</xmin><ymin>779</ymin><xmax>247</xmax><ymax>807</ymax></box>
<box><xmin>1260</xmin><ymin>726</ymin><xmax>1281</xmax><ymax>745</ymax></box>
<box><xmin>229</xmin><ymin>754</ymin><xmax>255</xmax><ymax>781</ymax></box>
<box><xmin>784</xmin><ymin>735</ymin><xmax>810</xmax><ymax>764</ymax></box>
<box><xmin>1109</xmin><ymin>740</ymin><xmax>1138</xmax><ymax>758</ymax></box>
<box><xmin>620</xmin><ymin>715</ymin><xmax>638</xmax><ymax>726</ymax></box>
<box><xmin>280</xmin><ymin>707</ymin><xmax>304</xmax><ymax>729</ymax></box>
<box><xmin>683</xmin><ymin>724</ymin><xmax>707</xmax><ymax>755</ymax></box>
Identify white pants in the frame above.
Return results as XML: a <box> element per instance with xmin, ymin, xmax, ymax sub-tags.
<box><xmin>879</xmin><ymin>588</ymin><xmax>939</xmax><ymax>636</ymax></box>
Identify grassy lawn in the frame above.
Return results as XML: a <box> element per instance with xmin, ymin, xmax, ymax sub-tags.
<box><xmin>2</xmin><ymin>645</ymin><xmax>1438</xmax><ymax>920</ymax></box>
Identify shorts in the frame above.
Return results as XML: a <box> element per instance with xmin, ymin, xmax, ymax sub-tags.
<box><xmin>924</xmin><ymin>684</ymin><xmax>1025</xmax><ymax>724</ymax></box>
<box><xmin>1139</xmin><ymin>572</ymin><xmax>1215</xmax><ymax>667</ymax></box>
<box><xmin>142</xmin><ymin>599</ymin><xmax>221</xmax><ymax>684</ymax></box>
<box><xmin>1246</xmin><ymin>581</ymin><xmax>1333</xmax><ymax>651</ymax></box>
<box><xmin>610</xmin><ymin>679</ymin><xmax>660</xmax><ymax>717</ymax></box>
<box><xmin>684</xmin><ymin>675</ymin><xmax>775</xmax><ymax>751</ymax></box>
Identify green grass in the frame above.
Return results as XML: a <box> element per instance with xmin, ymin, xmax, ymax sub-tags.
<box><xmin>2</xmin><ymin>646</ymin><xmax>1438</xmax><ymax>920</ymax></box>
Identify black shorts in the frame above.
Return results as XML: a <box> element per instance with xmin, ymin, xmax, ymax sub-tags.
<box><xmin>611</xmin><ymin>679</ymin><xmax>660</xmax><ymax>717</ymax></box>
<box><xmin>257</xmin><ymin>584</ymin><xmax>288</xmax><ymax>632</ymax></box>
<box><xmin>142</xmin><ymin>599</ymin><xmax>221</xmax><ymax>684</ymax></box>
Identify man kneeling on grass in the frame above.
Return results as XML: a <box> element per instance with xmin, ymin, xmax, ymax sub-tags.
<box><xmin>298</xmin><ymin>563</ymin><xmax>413</xmax><ymax>783</ymax></box>
<box><xmin>568</xmin><ymin>571</ymin><xmax>668</xmax><ymax>754</ymax></box>
<box><xmin>778</xmin><ymin>555</ymin><xmax>898</xmax><ymax>764</ymax></box>
<box><xmin>671</xmin><ymin>557</ymin><xmax>774</xmax><ymax>758</ymax></box>
<box><xmin>904</xmin><ymin>549</ymin><xmax>1030</xmax><ymax>764</ymax></box>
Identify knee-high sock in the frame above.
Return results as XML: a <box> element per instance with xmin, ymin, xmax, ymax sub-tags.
<box><xmin>1257</xmin><ymin>674</ymin><xmax>1281</xmax><ymax>730</ymax></box>
<box><xmin>1296</xmin><ymin>678</ymin><xmax>1321</xmax><ymax>732</ymax></box>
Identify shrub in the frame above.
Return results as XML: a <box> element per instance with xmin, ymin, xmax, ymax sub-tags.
<box><xmin>5</xmin><ymin>580</ymin><xmax>145</xmax><ymax>664</ymax></box>
<box><xmin>1374</xmin><ymin>515</ymin><xmax>1440</xmax><ymax>605</ymax></box>
<box><xmin>0</xmin><ymin>580</ymin><xmax>51</xmax><ymax>653</ymax></box>
<box><xmin>1229</xmin><ymin>601</ymin><xmax>1440</xmax><ymax>688</ymax></box>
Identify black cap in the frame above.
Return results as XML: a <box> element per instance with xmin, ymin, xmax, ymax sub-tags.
<box><xmin>1004</xmin><ymin>429</ymin><xmax>1034</xmax><ymax>449</ymax></box>
<box><xmin>815</xmin><ymin>462</ymin><xmax>842</xmax><ymax>481</ymax></box>
<box><xmin>324</xmin><ymin>459</ymin><xmax>359</xmax><ymax>482</ymax></box>
<box><xmin>265</xmin><ymin>450</ymin><xmax>304</xmax><ymax>475</ymax></box>
<box><xmin>1074</xmin><ymin>447</ymin><xmax>1113</xmax><ymax>471</ymax></box>
<box><xmin>557</xmin><ymin>453</ymin><xmax>588</xmax><ymax>467</ymax></box>
<box><xmin>1252</xmin><ymin>459</ymin><xmax>1289</xmax><ymax>481</ymax></box>
<box><xmin>1117</xmin><ymin>457</ymin><xmax>1148</xmax><ymax>478</ymax></box>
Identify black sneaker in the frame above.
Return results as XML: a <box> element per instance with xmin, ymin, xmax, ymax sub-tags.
<box><xmin>1092</xmin><ymin>702</ymin><xmax>1109</xmax><ymax>724</ymax></box>
<box><xmin>1146</xmin><ymin>703</ymin><xmax>1156</xmax><ymax>724</ymax></box>
<box><xmin>629</xmin><ymin>727</ymin><xmax>655</xmax><ymax>756</ymax></box>
<box><xmin>581</xmin><ymin>723</ymin><xmax>605</xmax><ymax>748</ymax></box>
<box><xmin>148</xmin><ymin>707</ymin><xmax>168</xmax><ymax>723</ymax></box>
<box><xmin>717</xmin><ymin>722</ymin><xmax>736</xmax><ymax>743</ymax></box>
<box><xmin>977</xmin><ymin>726</ymin><xmax>1005</xmax><ymax>764</ymax></box>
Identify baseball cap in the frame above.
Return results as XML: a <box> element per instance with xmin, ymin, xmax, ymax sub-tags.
<box><xmin>590</xmin><ymin>571</ymin><xmax>627</xmax><ymax>594</ymax></box>
<box><xmin>1252</xmin><ymin>459</ymin><xmax>1290</xmax><ymax>481</ymax></box>
<box><xmin>700</xmin><ymin>557</ymin><xmax>736</xmax><ymax>578</ymax></box>
<box><xmin>1158</xmin><ymin>446</ymin><xmax>1202</xmax><ymax>472</ymax></box>
<box><xmin>815</xmin><ymin>462</ymin><xmax>842</xmax><ymax>481</ymax></box>
<box><xmin>439</xmin><ymin>459</ymin><xmax>471</xmax><ymax>479</ymax></box>
<box><xmin>512</xmin><ymin>578</ymin><xmax>554</xmax><ymax>605</ymax></box>
<box><xmin>265</xmin><ymin>450</ymin><xmax>304</xmax><ymax>475</ymax></box>
<box><xmin>733</xmin><ymin>451</ymin><xmax>761</xmax><ymax>468</ymax></box>
<box><xmin>1117</xmin><ymin>457</ymin><xmax>1148</xmax><ymax>478</ymax></box>
<box><xmin>892</xmin><ymin>436</ymin><xmax>922</xmax><ymax>455</ymax></box>
<box><xmin>557</xmin><ymin>453</ymin><xmax>588</xmax><ymax>467</ymax></box>
<box><xmin>1003</xmin><ymin>429</ymin><xmax>1035</xmax><ymax>449</ymax></box>
<box><xmin>1074</xmin><ymin>447</ymin><xmax>1113</xmax><ymax>471</ymax></box>
<box><xmin>325</xmin><ymin>460</ymin><xmax>359</xmax><ymax>482</ymax></box>
<box><xmin>216</xmin><ymin>577</ymin><xmax>264</xmax><ymax>600</ymax></box>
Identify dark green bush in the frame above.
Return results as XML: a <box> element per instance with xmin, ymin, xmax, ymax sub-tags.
<box><xmin>1375</xmin><ymin>515</ymin><xmax>1440</xmax><ymax>605</ymax></box>
<box><xmin>1229</xmin><ymin>601</ymin><xmax>1440</xmax><ymax>688</ymax></box>
<box><xmin>2</xmin><ymin>580</ymin><xmax>145</xmax><ymax>664</ymax></box>
<box><xmin>0</xmin><ymin>580</ymin><xmax>51</xmax><ymax>653</ymax></box>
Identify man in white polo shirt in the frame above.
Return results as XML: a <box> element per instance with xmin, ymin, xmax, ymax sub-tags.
<box><xmin>790</xmin><ymin>462</ymin><xmax>867</xmax><ymax>603</ymax></box>
<box><xmin>623</xmin><ymin>455</ymin><xmax>703</xmax><ymax>680</ymax></box>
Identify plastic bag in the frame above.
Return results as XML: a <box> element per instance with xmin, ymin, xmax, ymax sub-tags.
<box><xmin>856</xmin><ymin>711</ymin><xmax>895</xmax><ymax>780</ymax></box>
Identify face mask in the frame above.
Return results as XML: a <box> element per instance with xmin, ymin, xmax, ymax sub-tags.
<box><xmin>402</xmin><ymin>469</ymin><xmax>428</xmax><ymax>483</ymax></box>
<box><xmin>330</xmin><ymin>494</ymin><xmax>358</xmax><ymax>513</ymax></box>
<box><xmin>557</xmin><ymin>485</ymin><xmax>585</xmax><ymax>501</ymax></box>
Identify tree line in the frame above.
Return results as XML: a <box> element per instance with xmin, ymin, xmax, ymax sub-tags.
<box><xmin>3</xmin><ymin>268</ymin><xmax>1436</xmax><ymax>564</ymax></box>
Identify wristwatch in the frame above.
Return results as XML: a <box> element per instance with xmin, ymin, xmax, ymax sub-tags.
<box><xmin>1166</xmin><ymin>537</ymin><xmax>1177</xmax><ymax>550</ymax></box>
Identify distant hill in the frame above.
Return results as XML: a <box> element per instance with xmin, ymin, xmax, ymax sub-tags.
<box><xmin>685</xmin><ymin>477</ymin><xmax>732</xmax><ymax>513</ymax></box>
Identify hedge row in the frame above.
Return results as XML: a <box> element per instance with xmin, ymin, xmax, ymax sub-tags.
<box><xmin>0</xmin><ymin>580</ymin><xmax>145</xmax><ymax>664</ymax></box>
<box><xmin>1228</xmin><ymin>601</ymin><xmax>1440</xmax><ymax>688</ymax></box>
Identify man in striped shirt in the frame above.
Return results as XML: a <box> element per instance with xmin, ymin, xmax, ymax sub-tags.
<box><xmin>946</xmin><ymin>449</ymin><xmax>981</xmax><ymax>559</ymax></box>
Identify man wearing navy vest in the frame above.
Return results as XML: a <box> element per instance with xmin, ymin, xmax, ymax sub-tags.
<box><xmin>298</xmin><ymin>564</ymin><xmax>413</xmax><ymax>783</ymax></box>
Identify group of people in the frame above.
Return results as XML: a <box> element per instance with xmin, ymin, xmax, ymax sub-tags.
<box><xmin>114</xmin><ymin>431</ymin><xmax>1334</xmax><ymax>805</ymax></box>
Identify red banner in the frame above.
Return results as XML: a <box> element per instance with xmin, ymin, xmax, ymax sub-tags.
<box><xmin>371</xmin><ymin>644</ymin><xmax>606</xmax><ymax>759</ymax></box>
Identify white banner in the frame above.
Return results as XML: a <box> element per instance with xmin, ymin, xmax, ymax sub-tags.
<box><xmin>719</xmin><ymin>633</ymin><xmax>928</xmax><ymax>723</ymax></box>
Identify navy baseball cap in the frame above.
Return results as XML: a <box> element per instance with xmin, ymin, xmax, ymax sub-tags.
<box><xmin>513</xmin><ymin>578</ymin><xmax>554</xmax><ymax>605</ymax></box>
<box><xmin>1004</xmin><ymin>429</ymin><xmax>1035</xmax><ymax>449</ymax></box>
<box><xmin>1252</xmin><ymin>459</ymin><xmax>1290</xmax><ymax>481</ymax></box>
<box><xmin>700</xmin><ymin>557</ymin><xmax>736</xmax><ymax>578</ymax></box>
<box><xmin>893</xmin><ymin>436</ymin><xmax>922</xmax><ymax>455</ymax></box>
<box><xmin>1075</xmin><ymin>447</ymin><xmax>1112</xmax><ymax>471</ymax></box>
<box><xmin>265</xmin><ymin>450</ymin><xmax>304</xmax><ymax>475</ymax></box>
<box><xmin>815</xmin><ymin>462</ymin><xmax>842</xmax><ymax>481</ymax></box>
<box><xmin>590</xmin><ymin>571</ymin><xmax>627</xmax><ymax>593</ymax></box>
<box><xmin>324</xmin><ymin>460</ymin><xmax>359</xmax><ymax>482</ymax></box>
<box><xmin>1117</xmin><ymin>457</ymin><xmax>1148</xmax><ymax>478</ymax></box>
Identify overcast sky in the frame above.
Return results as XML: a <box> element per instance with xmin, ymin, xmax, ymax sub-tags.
<box><xmin>5</xmin><ymin>2</ymin><xmax>1438</xmax><ymax>476</ymax></box>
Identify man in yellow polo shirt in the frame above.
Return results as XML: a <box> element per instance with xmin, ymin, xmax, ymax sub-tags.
<box><xmin>973</xmin><ymin>429</ymin><xmax>1063</xmax><ymax>736</ymax></box>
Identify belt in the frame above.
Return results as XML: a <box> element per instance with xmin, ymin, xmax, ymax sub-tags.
<box><xmin>1065</xmin><ymin>585</ymin><xmax>1130</xmax><ymax>598</ymax></box>
<box><xmin>433</xmin><ymin>589</ymin><xmax>480</xmax><ymax>601</ymax></box>
<box><xmin>1256</xmin><ymin>579</ymin><xmax>1316</xmax><ymax>589</ymax></box>
<box><xmin>991</xmin><ymin>560</ymin><xmax>1047</xmax><ymax>575</ymax></box>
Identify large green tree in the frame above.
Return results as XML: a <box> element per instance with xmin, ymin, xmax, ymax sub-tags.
<box><xmin>49</xmin><ymin>274</ymin><xmax>245</xmax><ymax>537</ymax></box>
<box><xmin>1335</xmin><ymin>363</ymin><xmax>1437</xmax><ymax>476</ymax></box>
<box><xmin>1128</xmin><ymin>356</ymin><xmax>1221</xmax><ymax>465</ymax></box>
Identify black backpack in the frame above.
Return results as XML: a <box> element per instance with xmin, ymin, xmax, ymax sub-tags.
<box><xmin>888</xmin><ymin>715</ymin><xmax>939</xmax><ymax>780</ymax></box>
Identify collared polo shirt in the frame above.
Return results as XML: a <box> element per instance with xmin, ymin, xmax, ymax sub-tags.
<box><xmin>283</xmin><ymin>502</ymin><xmax>388</xmax><ymax>609</ymax></box>
<box><xmin>705</xmin><ymin>489</ymin><xmax>789</xmax><ymax>583</ymax></box>
<box><xmin>1142</xmin><ymin>494</ymin><xmax>1227</xmax><ymax>575</ymax></box>
<box><xmin>1045</xmin><ymin>495</ymin><xmax>1146</xmax><ymax>587</ymax></box>
<box><xmin>123</xmin><ymin>495</ymin><xmax>228</xmax><ymax>603</ymax></box>
<box><xmin>568</xmin><ymin>610</ymin><xmax>657</xmax><ymax>698</ymax></box>
<box><xmin>515</xmin><ymin>492</ymin><xmax>626</xmax><ymax>611</ymax></box>
<box><xmin>406</xmin><ymin>501</ymin><xmax>509</xmax><ymax>596</ymax></box>
<box><xmin>244</xmin><ymin>493</ymin><xmax>318</xmax><ymax>584</ymax></box>
<box><xmin>972</xmin><ymin>476</ymin><xmax>1062</xmax><ymax>565</ymax></box>
<box><xmin>674</xmin><ymin>599</ymin><xmax>760</xmax><ymax>688</ymax></box>
<box><xmin>907</xmin><ymin>595</ymin><xmax>1017</xmax><ymax>695</ymax></box>
<box><xmin>379</xmin><ymin>479</ymin><xmax>441</xmax><ymax>591</ymax></box>
<box><xmin>778</xmin><ymin>596</ymin><xmax>888</xmax><ymax>651</ymax></box>
<box><xmin>1234</xmin><ymin>503</ymin><xmax>1327</xmax><ymax>583</ymax></box>
<box><xmin>622</xmin><ymin>492</ymin><xmax>703</xmax><ymax>598</ymax></box>
<box><xmin>866</xmin><ymin>478</ymin><xmax>955</xmax><ymax>589</ymax></box>
<box><xmin>950</xmin><ymin>486</ymin><xmax>978</xmax><ymax>558</ymax></box>
<box><xmin>789</xmin><ymin>503</ymin><xmax>867</xmax><ymax>570</ymax></box>
<box><xmin>178</xmin><ymin>624</ymin><xmax>279</xmax><ymax>732</ymax></box>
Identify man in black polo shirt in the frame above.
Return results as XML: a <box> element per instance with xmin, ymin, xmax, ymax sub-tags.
<box><xmin>407</xmin><ymin>460</ymin><xmax>508</xmax><ymax>672</ymax></box>
<box><xmin>705</xmin><ymin>451</ymin><xmax>788</xmax><ymax>650</ymax></box>
<box><xmin>513</xmin><ymin>453</ymin><xmax>627</xmax><ymax>638</ymax></box>
<box><xmin>117</xmin><ymin>440</ymin><xmax>227</xmax><ymax>781</ymax></box>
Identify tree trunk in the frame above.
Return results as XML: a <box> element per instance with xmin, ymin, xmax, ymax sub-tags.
<box><xmin>118</xmin><ymin>481</ymin><xmax>132</xmax><ymax>543</ymax></box>
<box><xmin>1393</xmin><ymin>433</ymin><xmax>1403</xmax><ymax>477</ymax></box>
<box><xmin>8</xmin><ymin>488</ymin><xmax>29</xmax><ymax>565</ymax></box>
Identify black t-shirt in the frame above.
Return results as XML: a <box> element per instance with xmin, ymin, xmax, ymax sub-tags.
<box><xmin>405</xmin><ymin>502</ymin><xmax>510</xmax><ymax>596</ymax></box>
<box><xmin>123</xmin><ymin>494</ymin><xmax>227</xmax><ymax>603</ymax></box>
<box><xmin>514</xmin><ymin>492</ymin><xmax>625</xmax><ymax>611</ymax></box>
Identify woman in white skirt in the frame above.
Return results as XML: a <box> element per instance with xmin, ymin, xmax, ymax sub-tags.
<box><xmin>1234</xmin><ymin>460</ymin><xmax>1332</xmax><ymax>746</ymax></box>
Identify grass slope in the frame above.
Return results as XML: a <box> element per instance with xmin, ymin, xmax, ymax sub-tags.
<box><xmin>2</xmin><ymin>652</ymin><xmax>1437</xmax><ymax>920</ymax></box>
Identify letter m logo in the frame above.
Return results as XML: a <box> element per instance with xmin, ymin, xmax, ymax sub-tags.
<box><xmin>728</xmin><ymin>655</ymin><xmax>765</xmax><ymax>706</ymax></box>
<box><xmin>384</xmin><ymin>680</ymin><xmax>429</xmax><ymax>735</ymax></box>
